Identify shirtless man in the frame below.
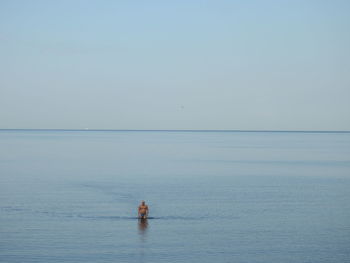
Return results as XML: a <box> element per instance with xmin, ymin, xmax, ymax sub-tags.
<box><xmin>138</xmin><ymin>201</ymin><xmax>149</xmax><ymax>219</ymax></box>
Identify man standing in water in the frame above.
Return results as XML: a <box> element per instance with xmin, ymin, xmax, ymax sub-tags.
<box><xmin>138</xmin><ymin>201</ymin><xmax>149</xmax><ymax>219</ymax></box>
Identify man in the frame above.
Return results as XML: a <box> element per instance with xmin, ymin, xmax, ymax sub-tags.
<box><xmin>138</xmin><ymin>200</ymin><xmax>149</xmax><ymax>219</ymax></box>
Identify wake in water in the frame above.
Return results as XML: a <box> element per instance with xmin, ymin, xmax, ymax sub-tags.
<box><xmin>0</xmin><ymin>206</ymin><xmax>209</xmax><ymax>221</ymax></box>
<box><xmin>71</xmin><ymin>215</ymin><xmax>204</xmax><ymax>221</ymax></box>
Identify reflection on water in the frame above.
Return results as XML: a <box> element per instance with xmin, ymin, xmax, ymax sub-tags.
<box><xmin>138</xmin><ymin>218</ymin><xmax>148</xmax><ymax>262</ymax></box>
<box><xmin>138</xmin><ymin>218</ymin><xmax>148</xmax><ymax>239</ymax></box>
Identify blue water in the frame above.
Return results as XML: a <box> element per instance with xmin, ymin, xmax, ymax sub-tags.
<box><xmin>1</xmin><ymin>130</ymin><xmax>350</xmax><ymax>263</ymax></box>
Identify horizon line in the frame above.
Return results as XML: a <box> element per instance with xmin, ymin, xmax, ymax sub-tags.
<box><xmin>0</xmin><ymin>128</ymin><xmax>349</xmax><ymax>133</ymax></box>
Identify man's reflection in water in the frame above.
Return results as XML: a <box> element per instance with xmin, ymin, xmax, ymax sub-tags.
<box><xmin>138</xmin><ymin>218</ymin><xmax>148</xmax><ymax>262</ymax></box>
<box><xmin>138</xmin><ymin>218</ymin><xmax>148</xmax><ymax>241</ymax></box>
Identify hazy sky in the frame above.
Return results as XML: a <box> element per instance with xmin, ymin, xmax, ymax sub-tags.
<box><xmin>1</xmin><ymin>0</ymin><xmax>349</xmax><ymax>130</ymax></box>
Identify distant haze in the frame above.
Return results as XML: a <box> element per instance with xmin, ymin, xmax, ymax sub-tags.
<box><xmin>1</xmin><ymin>0</ymin><xmax>349</xmax><ymax>130</ymax></box>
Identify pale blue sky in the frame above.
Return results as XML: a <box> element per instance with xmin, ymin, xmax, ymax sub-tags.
<box><xmin>1</xmin><ymin>0</ymin><xmax>349</xmax><ymax>130</ymax></box>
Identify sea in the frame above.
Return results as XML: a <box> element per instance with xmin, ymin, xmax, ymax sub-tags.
<box><xmin>1</xmin><ymin>130</ymin><xmax>349</xmax><ymax>263</ymax></box>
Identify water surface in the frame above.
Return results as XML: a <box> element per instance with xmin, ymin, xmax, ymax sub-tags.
<box><xmin>1</xmin><ymin>130</ymin><xmax>350</xmax><ymax>262</ymax></box>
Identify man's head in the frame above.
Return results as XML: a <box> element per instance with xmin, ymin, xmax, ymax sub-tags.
<box><xmin>141</xmin><ymin>200</ymin><xmax>145</xmax><ymax>205</ymax></box>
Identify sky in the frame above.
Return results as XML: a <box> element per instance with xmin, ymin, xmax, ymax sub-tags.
<box><xmin>0</xmin><ymin>0</ymin><xmax>349</xmax><ymax>130</ymax></box>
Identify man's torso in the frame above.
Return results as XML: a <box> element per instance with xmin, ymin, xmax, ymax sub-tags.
<box><xmin>139</xmin><ymin>205</ymin><xmax>148</xmax><ymax>214</ymax></box>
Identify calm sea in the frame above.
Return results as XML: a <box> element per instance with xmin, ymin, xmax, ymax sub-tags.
<box><xmin>1</xmin><ymin>130</ymin><xmax>350</xmax><ymax>263</ymax></box>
